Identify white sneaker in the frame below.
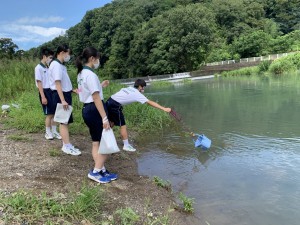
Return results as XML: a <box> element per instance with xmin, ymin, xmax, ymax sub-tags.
<box><xmin>45</xmin><ymin>132</ymin><xmax>54</xmax><ymax>140</ymax></box>
<box><xmin>61</xmin><ymin>145</ymin><xmax>81</xmax><ymax>156</ymax></box>
<box><xmin>123</xmin><ymin>144</ymin><xmax>136</xmax><ymax>152</ymax></box>
<box><xmin>70</xmin><ymin>145</ymin><xmax>81</xmax><ymax>155</ymax></box>
<box><xmin>52</xmin><ymin>131</ymin><xmax>62</xmax><ymax>139</ymax></box>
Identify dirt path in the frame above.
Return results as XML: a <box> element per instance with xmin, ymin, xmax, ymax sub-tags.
<box><xmin>0</xmin><ymin>121</ymin><xmax>203</xmax><ymax>224</ymax></box>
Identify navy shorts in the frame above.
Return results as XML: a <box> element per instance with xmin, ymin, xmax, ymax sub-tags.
<box><xmin>82</xmin><ymin>101</ymin><xmax>107</xmax><ymax>142</ymax></box>
<box><xmin>106</xmin><ymin>97</ymin><xmax>125</xmax><ymax>126</ymax></box>
<box><xmin>52</xmin><ymin>90</ymin><xmax>73</xmax><ymax>124</ymax></box>
<box><xmin>39</xmin><ymin>88</ymin><xmax>55</xmax><ymax>115</ymax></box>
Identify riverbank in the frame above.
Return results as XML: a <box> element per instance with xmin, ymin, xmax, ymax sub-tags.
<box><xmin>0</xmin><ymin>120</ymin><xmax>202</xmax><ymax>224</ymax></box>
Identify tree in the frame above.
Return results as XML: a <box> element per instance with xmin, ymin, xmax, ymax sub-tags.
<box><xmin>0</xmin><ymin>38</ymin><xmax>18</xmax><ymax>59</ymax></box>
<box><xmin>232</xmin><ymin>30</ymin><xmax>272</xmax><ymax>57</ymax></box>
<box><xmin>128</xmin><ymin>4</ymin><xmax>216</xmax><ymax>76</ymax></box>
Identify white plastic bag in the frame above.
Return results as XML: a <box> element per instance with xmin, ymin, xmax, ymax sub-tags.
<box><xmin>99</xmin><ymin>129</ymin><xmax>120</xmax><ymax>154</ymax></box>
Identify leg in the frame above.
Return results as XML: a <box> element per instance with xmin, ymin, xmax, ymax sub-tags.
<box><xmin>120</xmin><ymin>125</ymin><xmax>128</xmax><ymax>140</ymax></box>
<box><xmin>45</xmin><ymin>115</ymin><xmax>53</xmax><ymax>140</ymax></box>
<box><xmin>60</xmin><ymin>124</ymin><xmax>70</xmax><ymax>144</ymax></box>
<box><xmin>45</xmin><ymin>115</ymin><xmax>52</xmax><ymax>128</ymax></box>
<box><xmin>92</xmin><ymin>141</ymin><xmax>108</xmax><ymax>169</ymax></box>
<box><xmin>51</xmin><ymin>116</ymin><xmax>62</xmax><ymax>139</ymax></box>
<box><xmin>121</xmin><ymin>125</ymin><xmax>136</xmax><ymax>152</ymax></box>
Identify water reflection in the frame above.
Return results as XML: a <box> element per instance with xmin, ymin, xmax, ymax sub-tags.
<box><xmin>138</xmin><ymin>77</ymin><xmax>300</xmax><ymax>225</ymax></box>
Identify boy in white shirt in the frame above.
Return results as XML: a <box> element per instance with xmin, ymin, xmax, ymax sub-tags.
<box><xmin>106</xmin><ymin>79</ymin><xmax>171</xmax><ymax>151</ymax></box>
<box><xmin>34</xmin><ymin>48</ymin><xmax>61</xmax><ymax>140</ymax></box>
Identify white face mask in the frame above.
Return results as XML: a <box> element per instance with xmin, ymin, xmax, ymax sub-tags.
<box><xmin>46</xmin><ymin>57</ymin><xmax>52</xmax><ymax>66</ymax></box>
<box><xmin>93</xmin><ymin>59</ymin><xmax>100</xmax><ymax>69</ymax></box>
<box><xmin>64</xmin><ymin>54</ymin><xmax>71</xmax><ymax>62</ymax></box>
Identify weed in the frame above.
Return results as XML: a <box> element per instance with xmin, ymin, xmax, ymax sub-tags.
<box><xmin>114</xmin><ymin>207</ymin><xmax>140</xmax><ymax>224</ymax></box>
<box><xmin>153</xmin><ymin>176</ymin><xmax>171</xmax><ymax>191</ymax></box>
<box><xmin>178</xmin><ymin>192</ymin><xmax>194</xmax><ymax>213</ymax></box>
<box><xmin>7</xmin><ymin>135</ymin><xmax>32</xmax><ymax>142</ymax></box>
<box><xmin>1</xmin><ymin>185</ymin><xmax>103</xmax><ymax>224</ymax></box>
<box><xmin>49</xmin><ymin>148</ymin><xmax>61</xmax><ymax>157</ymax></box>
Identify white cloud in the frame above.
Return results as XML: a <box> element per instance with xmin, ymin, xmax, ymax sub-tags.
<box><xmin>9</xmin><ymin>24</ymin><xmax>66</xmax><ymax>37</ymax></box>
<box><xmin>16</xmin><ymin>16</ymin><xmax>64</xmax><ymax>24</ymax></box>
<box><xmin>0</xmin><ymin>23</ymin><xmax>67</xmax><ymax>49</ymax></box>
<box><xmin>0</xmin><ymin>15</ymin><xmax>66</xmax><ymax>50</ymax></box>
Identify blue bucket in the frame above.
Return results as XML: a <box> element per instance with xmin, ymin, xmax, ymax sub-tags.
<box><xmin>193</xmin><ymin>134</ymin><xmax>211</xmax><ymax>150</ymax></box>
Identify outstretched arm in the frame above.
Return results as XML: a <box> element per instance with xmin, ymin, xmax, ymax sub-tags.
<box><xmin>146</xmin><ymin>100</ymin><xmax>171</xmax><ymax>113</ymax></box>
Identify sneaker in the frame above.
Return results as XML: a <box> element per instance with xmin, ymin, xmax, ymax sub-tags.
<box><xmin>61</xmin><ymin>145</ymin><xmax>81</xmax><ymax>156</ymax></box>
<box><xmin>70</xmin><ymin>145</ymin><xmax>81</xmax><ymax>155</ymax></box>
<box><xmin>52</xmin><ymin>131</ymin><xmax>62</xmax><ymax>139</ymax></box>
<box><xmin>123</xmin><ymin>144</ymin><xmax>136</xmax><ymax>152</ymax></box>
<box><xmin>45</xmin><ymin>132</ymin><xmax>54</xmax><ymax>140</ymax></box>
<box><xmin>100</xmin><ymin>170</ymin><xmax>118</xmax><ymax>181</ymax></box>
<box><xmin>88</xmin><ymin>170</ymin><xmax>111</xmax><ymax>184</ymax></box>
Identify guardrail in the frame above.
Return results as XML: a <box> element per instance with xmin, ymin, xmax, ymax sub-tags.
<box><xmin>206</xmin><ymin>52</ymin><xmax>296</xmax><ymax>66</ymax></box>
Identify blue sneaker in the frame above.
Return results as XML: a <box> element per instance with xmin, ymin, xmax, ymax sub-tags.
<box><xmin>100</xmin><ymin>170</ymin><xmax>118</xmax><ymax>181</ymax></box>
<box><xmin>88</xmin><ymin>170</ymin><xmax>111</xmax><ymax>184</ymax></box>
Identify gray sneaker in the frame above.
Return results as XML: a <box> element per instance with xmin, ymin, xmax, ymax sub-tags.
<box><xmin>52</xmin><ymin>131</ymin><xmax>62</xmax><ymax>139</ymax></box>
<box><xmin>45</xmin><ymin>132</ymin><xmax>54</xmax><ymax>140</ymax></box>
<box><xmin>123</xmin><ymin>144</ymin><xmax>136</xmax><ymax>152</ymax></box>
<box><xmin>61</xmin><ymin>145</ymin><xmax>81</xmax><ymax>156</ymax></box>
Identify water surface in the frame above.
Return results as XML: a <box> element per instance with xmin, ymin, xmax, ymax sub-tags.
<box><xmin>137</xmin><ymin>77</ymin><xmax>300</xmax><ymax>225</ymax></box>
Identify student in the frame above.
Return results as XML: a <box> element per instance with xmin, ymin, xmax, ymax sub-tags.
<box><xmin>76</xmin><ymin>47</ymin><xmax>117</xmax><ymax>183</ymax></box>
<box><xmin>48</xmin><ymin>44</ymin><xmax>81</xmax><ymax>156</ymax></box>
<box><xmin>106</xmin><ymin>79</ymin><xmax>171</xmax><ymax>151</ymax></box>
<box><xmin>34</xmin><ymin>48</ymin><xmax>61</xmax><ymax>140</ymax></box>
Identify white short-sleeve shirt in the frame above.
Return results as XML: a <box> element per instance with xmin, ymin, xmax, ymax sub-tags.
<box><xmin>34</xmin><ymin>63</ymin><xmax>50</xmax><ymax>88</ymax></box>
<box><xmin>48</xmin><ymin>59</ymin><xmax>72</xmax><ymax>92</ymax></box>
<box><xmin>111</xmin><ymin>87</ymin><xmax>148</xmax><ymax>105</ymax></box>
<box><xmin>77</xmin><ymin>66</ymin><xmax>103</xmax><ymax>103</ymax></box>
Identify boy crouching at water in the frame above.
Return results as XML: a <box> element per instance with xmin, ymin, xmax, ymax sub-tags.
<box><xmin>106</xmin><ymin>79</ymin><xmax>171</xmax><ymax>152</ymax></box>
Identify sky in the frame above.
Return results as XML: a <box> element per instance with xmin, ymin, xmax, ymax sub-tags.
<box><xmin>0</xmin><ymin>0</ymin><xmax>112</xmax><ymax>50</ymax></box>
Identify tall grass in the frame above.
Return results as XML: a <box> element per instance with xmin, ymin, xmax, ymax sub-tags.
<box><xmin>0</xmin><ymin>59</ymin><xmax>37</xmax><ymax>101</ymax></box>
<box><xmin>1</xmin><ymin>59</ymin><xmax>173</xmax><ymax>135</ymax></box>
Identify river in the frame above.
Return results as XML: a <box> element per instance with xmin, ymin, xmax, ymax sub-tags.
<box><xmin>137</xmin><ymin>76</ymin><xmax>300</xmax><ymax>225</ymax></box>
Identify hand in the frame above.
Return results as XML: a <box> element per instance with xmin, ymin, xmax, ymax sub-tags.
<box><xmin>101</xmin><ymin>80</ymin><xmax>109</xmax><ymax>88</ymax></box>
<box><xmin>41</xmin><ymin>97</ymin><xmax>48</xmax><ymax>105</ymax></box>
<box><xmin>102</xmin><ymin>116</ymin><xmax>110</xmax><ymax>130</ymax></box>
<box><xmin>72</xmin><ymin>89</ymin><xmax>79</xmax><ymax>94</ymax></box>
<box><xmin>62</xmin><ymin>100</ymin><xmax>69</xmax><ymax>110</ymax></box>
<box><xmin>103</xmin><ymin>120</ymin><xmax>110</xmax><ymax>130</ymax></box>
<box><xmin>164</xmin><ymin>107</ymin><xmax>172</xmax><ymax>113</ymax></box>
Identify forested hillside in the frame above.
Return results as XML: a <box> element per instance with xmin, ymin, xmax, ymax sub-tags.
<box><xmin>28</xmin><ymin>0</ymin><xmax>300</xmax><ymax>78</ymax></box>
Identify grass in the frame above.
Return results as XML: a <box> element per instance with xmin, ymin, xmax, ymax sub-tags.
<box><xmin>150</xmin><ymin>80</ymin><xmax>173</xmax><ymax>88</ymax></box>
<box><xmin>0</xmin><ymin>185</ymin><xmax>103</xmax><ymax>224</ymax></box>
<box><xmin>49</xmin><ymin>148</ymin><xmax>62</xmax><ymax>157</ymax></box>
<box><xmin>221</xmin><ymin>52</ymin><xmax>300</xmax><ymax>78</ymax></box>
<box><xmin>153</xmin><ymin>176</ymin><xmax>171</xmax><ymax>191</ymax></box>
<box><xmin>7</xmin><ymin>134</ymin><xmax>32</xmax><ymax>142</ymax></box>
<box><xmin>1</xmin><ymin>59</ymin><xmax>173</xmax><ymax>136</ymax></box>
<box><xmin>178</xmin><ymin>192</ymin><xmax>195</xmax><ymax>213</ymax></box>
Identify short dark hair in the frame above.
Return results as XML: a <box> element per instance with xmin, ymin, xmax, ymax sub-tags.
<box><xmin>55</xmin><ymin>44</ymin><xmax>71</xmax><ymax>57</ymax></box>
<box><xmin>40</xmin><ymin>48</ymin><xmax>54</xmax><ymax>59</ymax></box>
<box><xmin>134</xmin><ymin>79</ymin><xmax>147</xmax><ymax>88</ymax></box>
